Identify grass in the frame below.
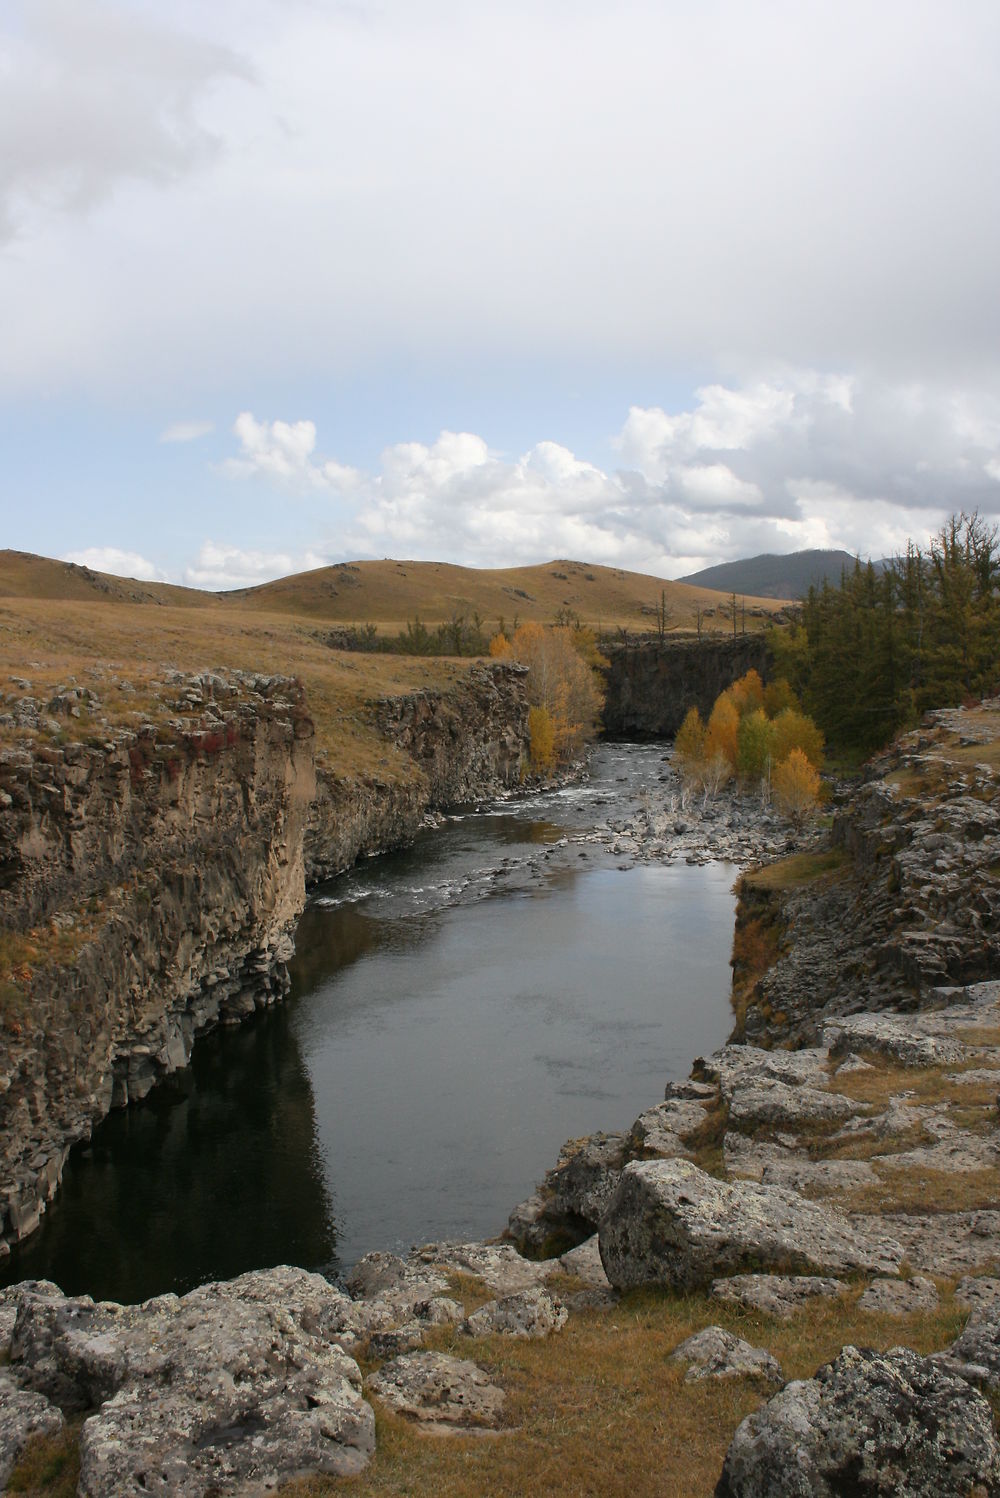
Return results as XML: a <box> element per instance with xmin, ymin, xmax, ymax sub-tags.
<box><xmin>739</xmin><ymin>847</ymin><xmax>848</xmax><ymax>893</ymax></box>
<box><xmin>6</xmin><ymin>1424</ymin><xmax>81</xmax><ymax>1497</ymax></box>
<box><xmin>278</xmin><ymin>1288</ymin><xmax>967</xmax><ymax>1498</ymax></box>
<box><xmin>838</xmin><ymin>1164</ymin><xmax>1000</xmax><ymax>1216</ymax></box>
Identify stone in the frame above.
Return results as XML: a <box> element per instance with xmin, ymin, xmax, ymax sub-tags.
<box><xmin>627</xmin><ymin>1098</ymin><xmax>705</xmax><ymax>1157</ymax></box>
<box><xmin>668</xmin><ymin>1326</ymin><xmax>782</xmax><ymax>1385</ymax></box>
<box><xmin>727</xmin><ymin>1077</ymin><xmax>860</xmax><ymax>1130</ymax></box>
<box><xmin>704</xmin><ymin>1045</ymin><xmax>833</xmax><ymax>1098</ymax></box>
<box><xmin>366</xmin><ymin>1352</ymin><xmax>504</xmax><ymax>1430</ymax></box>
<box><xmin>932</xmin><ymin>1305</ymin><xmax>1000</xmax><ymax>1392</ymax></box>
<box><xmin>560</xmin><ymin>1234</ymin><xmax>612</xmax><ymax>1289</ymax></box>
<box><xmin>858</xmin><ymin>1275</ymin><xmax>940</xmax><ymax>1315</ymax></box>
<box><xmin>854</xmin><ymin>1210</ymin><xmax>1000</xmax><ymax>1276</ymax></box>
<box><xmin>413</xmin><ymin>1242</ymin><xmax>559</xmax><ymax>1298</ymax></box>
<box><xmin>710</xmin><ymin>1274</ymin><xmax>849</xmax><ymax>1320</ymax></box>
<box><xmin>824</xmin><ymin>1013</ymin><xmax>969</xmax><ymax>1069</ymax></box>
<box><xmin>9</xmin><ymin>1269</ymin><xmax>375</xmax><ymax>1494</ymax></box>
<box><xmin>0</xmin><ymin>1372</ymin><xmax>65</xmax><ymax>1490</ymax></box>
<box><xmin>956</xmin><ymin>1276</ymin><xmax>1000</xmax><ymax>1312</ymax></box>
<box><xmin>598</xmin><ymin>1160</ymin><xmax>901</xmax><ymax>1293</ymax></box>
<box><xmin>759</xmin><ymin>1157</ymin><xmax>878</xmax><ymax>1195</ymax></box>
<box><xmin>716</xmin><ymin>1344</ymin><xmax>1000</xmax><ymax>1497</ymax></box>
<box><xmin>462</xmin><ymin>1286</ymin><xmax>567</xmax><ymax>1340</ymax></box>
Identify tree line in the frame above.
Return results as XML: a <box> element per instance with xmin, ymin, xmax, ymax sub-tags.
<box><xmin>771</xmin><ymin>512</ymin><xmax>1000</xmax><ymax>755</ymax></box>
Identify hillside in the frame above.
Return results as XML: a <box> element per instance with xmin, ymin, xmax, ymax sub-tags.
<box><xmin>0</xmin><ymin>550</ymin><xmax>788</xmax><ymax>634</ymax></box>
<box><xmin>678</xmin><ymin>549</ymin><xmax>859</xmax><ymax>599</ymax></box>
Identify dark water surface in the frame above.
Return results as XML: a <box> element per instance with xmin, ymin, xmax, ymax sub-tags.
<box><xmin>1</xmin><ymin>745</ymin><xmax>738</xmax><ymax>1303</ymax></box>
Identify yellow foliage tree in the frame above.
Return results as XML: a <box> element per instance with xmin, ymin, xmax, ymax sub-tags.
<box><xmin>704</xmin><ymin>696</ymin><xmax>740</xmax><ymax>769</ymax></box>
<box><xmin>528</xmin><ymin>706</ymin><xmax>556</xmax><ymax>770</ymax></box>
<box><xmin>773</xmin><ymin>747</ymin><xmax>822</xmax><ymax>823</ymax></box>
<box><xmin>771</xmin><ymin>707</ymin><xmax>825</xmax><ymax>769</ymax></box>
<box><xmin>726</xmin><ymin>668</ymin><xmax>765</xmax><ymax>717</ymax></box>
<box><xmin>509</xmin><ymin>622</ymin><xmax>603</xmax><ymax>766</ymax></box>
<box><xmin>489</xmin><ymin>632</ymin><xmax>512</xmax><ymax>658</ymax></box>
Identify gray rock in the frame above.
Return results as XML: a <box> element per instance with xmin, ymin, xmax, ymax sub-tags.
<box><xmin>560</xmin><ymin>1234</ymin><xmax>611</xmax><ymax>1289</ymax></box>
<box><xmin>932</xmin><ymin>1305</ymin><xmax>1000</xmax><ymax>1392</ymax></box>
<box><xmin>824</xmin><ymin>1013</ymin><xmax>969</xmax><ymax>1069</ymax></box>
<box><xmin>9</xmin><ymin>1269</ymin><xmax>375</xmax><ymax>1494</ymax></box>
<box><xmin>760</xmin><ymin>1157</ymin><xmax>878</xmax><ymax>1195</ymax></box>
<box><xmin>461</xmin><ymin>1286</ymin><xmax>567</xmax><ymax>1340</ymax></box>
<box><xmin>668</xmin><ymin>1326</ymin><xmax>782</xmax><ymax>1385</ymax></box>
<box><xmin>413</xmin><ymin>1242</ymin><xmax>559</xmax><ymax>1297</ymax></box>
<box><xmin>858</xmin><ymin>1275</ymin><xmax>940</xmax><ymax>1315</ymax></box>
<box><xmin>716</xmin><ymin>1344</ymin><xmax>1000</xmax><ymax>1497</ymax></box>
<box><xmin>727</xmin><ymin>1078</ymin><xmax>859</xmax><ymax>1130</ymax></box>
<box><xmin>854</xmin><ymin>1210</ymin><xmax>1000</xmax><ymax>1276</ymax></box>
<box><xmin>711</xmin><ymin>1274</ymin><xmax>849</xmax><ymax>1319</ymax></box>
<box><xmin>598</xmin><ymin>1160</ymin><xmax>901</xmax><ymax>1293</ymax></box>
<box><xmin>627</xmin><ymin>1098</ymin><xmax>704</xmax><ymax>1157</ymax></box>
<box><xmin>956</xmin><ymin>1276</ymin><xmax>1000</xmax><ymax>1312</ymax></box>
<box><xmin>0</xmin><ymin>1372</ymin><xmax>65</xmax><ymax>1490</ymax></box>
<box><xmin>366</xmin><ymin>1352</ymin><xmax>504</xmax><ymax>1429</ymax></box>
<box><xmin>705</xmin><ymin>1045</ymin><xmax>832</xmax><ymax>1098</ymax></box>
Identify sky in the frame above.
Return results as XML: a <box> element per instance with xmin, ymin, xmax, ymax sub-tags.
<box><xmin>2</xmin><ymin>0</ymin><xmax>1000</xmax><ymax>589</ymax></box>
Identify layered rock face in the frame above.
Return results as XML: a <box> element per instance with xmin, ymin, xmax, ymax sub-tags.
<box><xmin>0</xmin><ymin>661</ymin><xmax>530</xmax><ymax>1257</ymax></box>
<box><xmin>306</xmin><ymin>662</ymin><xmax>528</xmax><ymax>882</ymax></box>
<box><xmin>0</xmin><ymin>673</ymin><xmax>316</xmax><ymax>1254</ymax></box>
<box><xmin>601</xmin><ymin>637</ymin><xmax>770</xmax><ymax>738</ymax></box>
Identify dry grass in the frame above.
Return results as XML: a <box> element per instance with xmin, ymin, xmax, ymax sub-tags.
<box><xmin>5</xmin><ymin>1424</ymin><xmax>81</xmax><ymax>1497</ymax></box>
<box><xmin>279</xmin><ymin>1289</ymin><xmax>967</xmax><ymax>1498</ymax></box>
<box><xmin>838</xmin><ymin>1164</ymin><xmax>1000</xmax><ymax>1216</ymax></box>
<box><xmin>0</xmin><ymin>549</ymin><xmax>787</xmax><ymax>635</ymax></box>
<box><xmin>739</xmin><ymin>847</ymin><xmax>848</xmax><ymax>893</ymax></box>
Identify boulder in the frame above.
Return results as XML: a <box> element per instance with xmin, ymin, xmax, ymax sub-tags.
<box><xmin>0</xmin><ymin>1372</ymin><xmax>64</xmax><ymax>1489</ymax></box>
<box><xmin>932</xmin><ymin>1305</ymin><xmax>1000</xmax><ymax>1393</ymax></box>
<box><xmin>9</xmin><ymin>1270</ymin><xmax>375</xmax><ymax>1494</ymax></box>
<box><xmin>711</xmin><ymin>1274</ymin><xmax>848</xmax><ymax>1320</ymax></box>
<box><xmin>461</xmin><ymin>1286</ymin><xmax>567</xmax><ymax>1340</ymax></box>
<box><xmin>956</xmin><ymin>1276</ymin><xmax>1000</xmax><ymax>1313</ymax></box>
<box><xmin>668</xmin><ymin>1327</ymin><xmax>782</xmax><ymax>1385</ymax></box>
<box><xmin>412</xmin><ymin>1242</ymin><xmax>559</xmax><ymax>1298</ymax></box>
<box><xmin>716</xmin><ymin>1344</ymin><xmax>1000</xmax><ymax>1497</ymax></box>
<box><xmin>598</xmin><ymin>1160</ymin><xmax>901</xmax><ymax>1292</ymax></box>
<box><xmin>366</xmin><ymin>1352</ymin><xmax>504</xmax><ymax>1429</ymax></box>
<box><xmin>560</xmin><ymin>1234</ymin><xmax>612</xmax><ymax>1290</ymax></box>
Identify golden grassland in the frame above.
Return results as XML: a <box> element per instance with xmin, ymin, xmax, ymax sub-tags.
<box><xmin>0</xmin><ymin>549</ymin><xmax>786</xmax><ymax>634</ymax></box>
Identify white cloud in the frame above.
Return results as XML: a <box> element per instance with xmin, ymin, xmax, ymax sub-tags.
<box><xmin>159</xmin><ymin>419</ymin><xmax>214</xmax><ymax>443</ymax></box>
<box><xmin>183</xmin><ymin>541</ymin><xmax>330</xmax><ymax>591</ymax></box>
<box><xmin>216</xmin><ymin>372</ymin><xmax>1000</xmax><ymax>575</ymax></box>
<box><xmin>62</xmin><ymin>546</ymin><xmax>167</xmax><ymax>582</ymax></box>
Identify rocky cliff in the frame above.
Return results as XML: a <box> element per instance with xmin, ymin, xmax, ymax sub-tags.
<box><xmin>601</xmin><ymin>637</ymin><xmax>771</xmax><ymax>738</ymax></box>
<box><xmin>0</xmin><ymin>661</ymin><xmax>529</xmax><ymax>1258</ymax></box>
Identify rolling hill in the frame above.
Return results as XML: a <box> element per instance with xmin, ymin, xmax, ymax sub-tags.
<box><xmin>678</xmin><ymin>549</ymin><xmax>860</xmax><ymax>600</ymax></box>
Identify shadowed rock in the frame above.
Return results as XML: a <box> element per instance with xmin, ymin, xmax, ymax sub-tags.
<box><xmin>0</xmin><ymin>1372</ymin><xmax>64</xmax><ymax>1489</ymax></box>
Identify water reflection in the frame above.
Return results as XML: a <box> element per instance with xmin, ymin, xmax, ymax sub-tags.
<box><xmin>0</xmin><ymin>1002</ymin><xmax>336</xmax><ymax>1304</ymax></box>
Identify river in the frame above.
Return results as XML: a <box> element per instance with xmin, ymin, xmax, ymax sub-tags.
<box><xmin>0</xmin><ymin>744</ymin><xmax>739</xmax><ymax>1304</ymax></box>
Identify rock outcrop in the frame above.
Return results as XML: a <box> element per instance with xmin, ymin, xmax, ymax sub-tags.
<box><xmin>601</xmin><ymin>637</ymin><xmax>771</xmax><ymax>739</ymax></box>
<box><xmin>716</xmin><ymin>1344</ymin><xmax>1000</xmax><ymax>1497</ymax></box>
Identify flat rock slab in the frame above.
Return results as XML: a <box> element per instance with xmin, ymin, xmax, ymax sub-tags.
<box><xmin>727</xmin><ymin>1078</ymin><xmax>860</xmax><ymax>1130</ymax></box>
<box><xmin>628</xmin><ymin>1099</ymin><xmax>704</xmax><ymax>1157</ymax></box>
<box><xmin>824</xmin><ymin>1013</ymin><xmax>969</xmax><ymax>1069</ymax></box>
<box><xmin>956</xmin><ymin>1275</ymin><xmax>1000</xmax><ymax>1312</ymax></box>
<box><xmin>760</xmin><ymin>1157</ymin><xmax>878</xmax><ymax>1196</ymax></box>
<box><xmin>705</xmin><ymin>1045</ymin><xmax>832</xmax><ymax>1098</ymax></box>
<box><xmin>853</xmin><ymin>1210</ymin><xmax>1000</xmax><ymax>1276</ymax></box>
<box><xmin>413</xmin><ymin>1242</ymin><xmax>559</xmax><ymax>1297</ymax></box>
<box><xmin>711</xmin><ymin>1274</ymin><xmax>848</xmax><ymax>1320</ymax></box>
<box><xmin>462</xmin><ymin>1286</ymin><xmax>567</xmax><ymax>1340</ymax></box>
<box><xmin>669</xmin><ymin>1327</ymin><xmax>782</xmax><ymax>1385</ymax></box>
<box><xmin>366</xmin><ymin>1352</ymin><xmax>504</xmax><ymax>1430</ymax></box>
<box><xmin>716</xmin><ymin>1344</ymin><xmax>1000</xmax><ymax>1497</ymax></box>
<box><xmin>858</xmin><ymin>1275</ymin><xmax>940</xmax><ymax>1315</ymax></box>
<box><xmin>0</xmin><ymin>1373</ymin><xmax>64</xmax><ymax>1490</ymax></box>
<box><xmin>598</xmin><ymin>1160</ymin><xmax>901</xmax><ymax>1293</ymax></box>
<box><xmin>9</xmin><ymin>1269</ymin><xmax>375</xmax><ymax>1495</ymax></box>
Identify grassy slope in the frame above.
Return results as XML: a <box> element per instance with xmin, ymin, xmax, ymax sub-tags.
<box><xmin>0</xmin><ymin>550</ymin><xmax>785</xmax><ymax>632</ymax></box>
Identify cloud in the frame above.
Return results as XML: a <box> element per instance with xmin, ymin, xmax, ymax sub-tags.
<box><xmin>183</xmin><ymin>541</ymin><xmax>330</xmax><ymax>591</ymax></box>
<box><xmin>219</xmin><ymin>372</ymin><xmax>1000</xmax><ymax>575</ymax></box>
<box><xmin>0</xmin><ymin>0</ymin><xmax>252</xmax><ymax>242</ymax></box>
<box><xmin>159</xmin><ymin>419</ymin><xmax>214</xmax><ymax>443</ymax></box>
<box><xmin>62</xmin><ymin>546</ymin><xmax>167</xmax><ymax>582</ymax></box>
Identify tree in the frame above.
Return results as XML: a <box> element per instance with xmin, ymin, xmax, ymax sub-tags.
<box><xmin>774</xmin><ymin>748</ymin><xmax>822</xmax><ymax>824</ymax></box>
<box><xmin>508</xmin><ymin>622</ymin><xmax>604</xmax><ymax>765</ymax></box>
<box><xmin>736</xmin><ymin>708</ymin><xmax>775</xmax><ymax>787</ymax></box>
<box><xmin>771</xmin><ymin>707</ymin><xmax>824</xmax><ymax>769</ymax></box>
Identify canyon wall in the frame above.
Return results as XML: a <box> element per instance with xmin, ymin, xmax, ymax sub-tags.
<box><xmin>601</xmin><ymin>636</ymin><xmax>771</xmax><ymax>738</ymax></box>
<box><xmin>0</xmin><ymin>662</ymin><xmax>529</xmax><ymax>1256</ymax></box>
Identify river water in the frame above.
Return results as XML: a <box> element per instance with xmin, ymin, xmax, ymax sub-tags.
<box><xmin>1</xmin><ymin>744</ymin><xmax>739</xmax><ymax>1304</ymax></box>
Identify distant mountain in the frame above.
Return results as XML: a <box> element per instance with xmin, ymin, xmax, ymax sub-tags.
<box><xmin>677</xmin><ymin>549</ymin><xmax>862</xmax><ymax>600</ymax></box>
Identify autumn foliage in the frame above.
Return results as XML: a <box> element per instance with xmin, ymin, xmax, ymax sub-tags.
<box><xmin>674</xmin><ymin>669</ymin><xmax>823</xmax><ymax>820</ymax></box>
<box><xmin>492</xmin><ymin>622</ymin><xmax>605</xmax><ymax>770</ymax></box>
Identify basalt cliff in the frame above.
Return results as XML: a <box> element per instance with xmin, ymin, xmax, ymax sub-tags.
<box><xmin>0</xmin><ymin>661</ymin><xmax>528</xmax><ymax>1259</ymax></box>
